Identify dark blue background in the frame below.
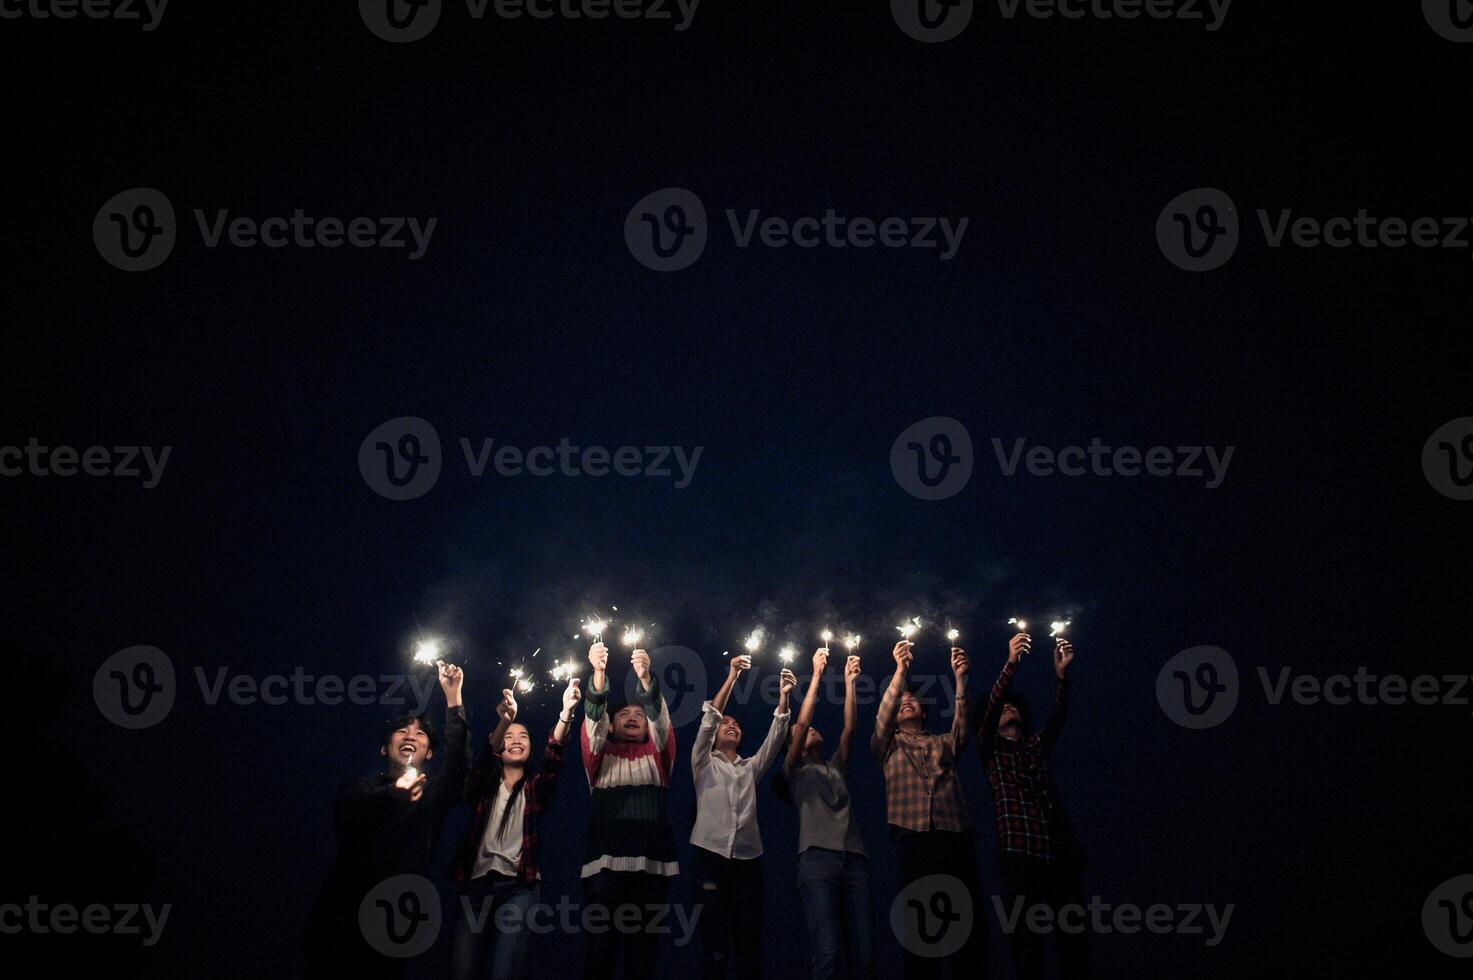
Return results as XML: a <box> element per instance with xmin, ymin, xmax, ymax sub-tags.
<box><xmin>3</xmin><ymin>2</ymin><xmax>1469</xmax><ymax>977</ymax></box>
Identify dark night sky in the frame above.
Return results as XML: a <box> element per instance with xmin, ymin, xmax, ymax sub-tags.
<box><xmin>3</xmin><ymin>2</ymin><xmax>1471</xmax><ymax>977</ymax></box>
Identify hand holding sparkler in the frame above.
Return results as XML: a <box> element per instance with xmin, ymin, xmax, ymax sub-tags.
<box><xmin>1008</xmin><ymin>632</ymin><xmax>1031</xmax><ymax>664</ymax></box>
<box><xmin>892</xmin><ymin>639</ymin><xmax>914</xmax><ymax>674</ymax></box>
<box><xmin>437</xmin><ymin>662</ymin><xmax>464</xmax><ymax>708</ymax></box>
<box><xmin>844</xmin><ymin>655</ymin><xmax>862</xmax><ymax>686</ymax></box>
<box><xmin>812</xmin><ymin>647</ymin><xmax>830</xmax><ymax>674</ymax></box>
<box><xmin>630</xmin><ymin>648</ymin><xmax>652</xmax><ymax>691</ymax></box>
<box><xmin>496</xmin><ymin>687</ymin><xmax>518</xmax><ymax>723</ymax></box>
<box><xmin>1054</xmin><ymin>638</ymin><xmax>1076</xmax><ymax>679</ymax></box>
<box><xmin>950</xmin><ymin>646</ymin><xmax>970</xmax><ymax>690</ymax></box>
<box><xmin>561</xmin><ymin>676</ymin><xmax>583</xmax><ymax>718</ymax></box>
<box><xmin>727</xmin><ymin>654</ymin><xmax>752</xmax><ymax>680</ymax></box>
<box><xmin>820</xmin><ymin>629</ymin><xmax>834</xmax><ymax>653</ymax></box>
<box><xmin>778</xmin><ymin>668</ymin><xmax>798</xmax><ymax>701</ymax></box>
<box><xmin>392</xmin><ymin>765</ymin><xmax>426</xmax><ymax>801</ymax></box>
<box><xmin>588</xmin><ymin>642</ymin><xmax>609</xmax><ymax>671</ymax></box>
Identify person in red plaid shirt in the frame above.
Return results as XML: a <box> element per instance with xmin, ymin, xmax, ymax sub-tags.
<box><xmin>978</xmin><ymin>629</ymin><xmax>1087</xmax><ymax>980</ymax></box>
<box><xmin>871</xmin><ymin>638</ymin><xmax>986</xmax><ymax>980</ymax></box>
<box><xmin>449</xmin><ymin>677</ymin><xmax>582</xmax><ymax>980</ymax></box>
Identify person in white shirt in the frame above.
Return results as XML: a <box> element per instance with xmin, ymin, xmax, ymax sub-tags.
<box><xmin>781</xmin><ymin>647</ymin><xmax>873</xmax><ymax>980</ymax></box>
<box><xmin>689</xmin><ymin>653</ymin><xmax>795</xmax><ymax>979</ymax></box>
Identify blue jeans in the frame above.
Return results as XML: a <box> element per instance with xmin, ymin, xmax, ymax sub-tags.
<box><xmin>796</xmin><ymin>848</ymin><xmax>874</xmax><ymax>980</ymax></box>
<box><xmin>452</xmin><ymin>873</ymin><xmax>540</xmax><ymax>980</ymax></box>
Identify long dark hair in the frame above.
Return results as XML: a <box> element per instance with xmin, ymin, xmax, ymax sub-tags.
<box><xmin>491</xmin><ymin>725</ymin><xmax>531</xmax><ymax>840</ymax></box>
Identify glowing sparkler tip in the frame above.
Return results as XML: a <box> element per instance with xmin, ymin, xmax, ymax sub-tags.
<box><xmin>946</xmin><ymin>628</ymin><xmax>960</xmax><ymax>642</ymax></box>
<box><xmin>412</xmin><ymin>640</ymin><xmax>442</xmax><ymax>664</ymax></box>
<box><xmin>1009</xmin><ymin>618</ymin><xmax>1028</xmax><ymax>632</ymax></box>
<box><xmin>1049</xmin><ymin>620</ymin><xmax>1071</xmax><ymax>637</ymax></box>
<box><xmin>844</xmin><ymin>634</ymin><xmax>861</xmax><ymax>650</ymax></box>
<box><xmin>820</xmin><ymin>629</ymin><xmax>834</xmax><ymax>643</ymax></box>
<box><xmin>779</xmin><ymin>644</ymin><xmax>797</xmax><ymax>664</ymax></box>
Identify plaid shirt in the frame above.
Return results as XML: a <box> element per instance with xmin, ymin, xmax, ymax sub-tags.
<box><xmin>449</xmin><ymin>731</ymin><xmax>566</xmax><ymax>886</ymax></box>
<box><xmin>978</xmin><ymin>660</ymin><xmax>1080</xmax><ymax>865</ymax></box>
<box><xmin>870</xmin><ymin>679</ymin><xmax>973</xmax><ymax>832</ymax></box>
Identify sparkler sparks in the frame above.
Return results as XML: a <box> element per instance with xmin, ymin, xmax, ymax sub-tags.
<box><xmin>820</xmin><ymin>629</ymin><xmax>833</xmax><ymax>652</ymax></box>
<box><xmin>549</xmin><ymin>660</ymin><xmax>579</xmax><ymax>683</ymax></box>
<box><xmin>582</xmin><ymin>618</ymin><xmax>608</xmax><ymax>642</ymax></box>
<box><xmin>946</xmin><ymin>628</ymin><xmax>960</xmax><ymax>643</ymax></box>
<box><xmin>844</xmin><ymin>634</ymin><xmax>861</xmax><ymax>651</ymax></box>
<box><xmin>412</xmin><ymin>639</ymin><xmax>442</xmax><ymax>665</ymax></box>
<box><xmin>896</xmin><ymin>616</ymin><xmax>922</xmax><ymax>639</ymax></box>
<box><xmin>622</xmin><ymin>625</ymin><xmax>645</xmax><ymax>647</ymax></box>
<box><xmin>1050</xmin><ymin>620</ymin><xmax>1071</xmax><ymax>638</ymax></box>
<box><xmin>744</xmin><ymin>629</ymin><xmax>764</xmax><ymax>653</ymax></box>
<box><xmin>779</xmin><ymin>644</ymin><xmax>797</xmax><ymax>664</ymax></box>
<box><xmin>1008</xmin><ymin>617</ymin><xmax>1028</xmax><ymax>633</ymax></box>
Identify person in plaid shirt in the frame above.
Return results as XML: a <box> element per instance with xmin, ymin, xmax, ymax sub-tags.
<box><xmin>977</xmin><ymin>629</ymin><xmax>1087</xmax><ymax>980</ymax></box>
<box><xmin>871</xmin><ymin>638</ymin><xmax>986</xmax><ymax>979</ymax></box>
<box><xmin>449</xmin><ymin>677</ymin><xmax>582</xmax><ymax>980</ymax></box>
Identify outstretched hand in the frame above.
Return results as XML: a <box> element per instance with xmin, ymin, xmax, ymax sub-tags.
<box><xmin>1054</xmin><ymin>638</ymin><xmax>1076</xmax><ymax>678</ymax></box>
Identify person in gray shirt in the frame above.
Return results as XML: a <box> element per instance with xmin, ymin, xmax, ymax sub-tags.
<box><xmin>780</xmin><ymin>647</ymin><xmax>874</xmax><ymax>980</ymax></box>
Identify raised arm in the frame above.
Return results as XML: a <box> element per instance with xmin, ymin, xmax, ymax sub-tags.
<box><xmin>696</xmin><ymin>655</ymin><xmax>750</xmax><ymax>778</ymax></box>
<box><xmin>581</xmin><ymin>643</ymin><xmax>611</xmax><ymax>780</ymax></box>
<box><xmin>430</xmin><ymin>664</ymin><xmax>471</xmax><ymax>816</ymax></box>
<box><xmin>978</xmin><ymin>634</ymin><xmax>1027</xmax><ymax>753</ymax></box>
<box><xmin>786</xmin><ymin>649</ymin><xmax>828</xmax><ymax>775</ymax></box>
<box><xmin>553</xmin><ymin>677</ymin><xmax>582</xmax><ymax>745</ymax></box>
<box><xmin>1040</xmin><ymin>638</ymin><xmax>1075</xmax><ymax>755</ymax></box>
<box><xmin>750</xmin><ymin>668</ymin><xmax>796</xmax><ymax>778</ymax></box>
<box><xmin>836</xmin><ymin>654</ymin><xmax>860</xmax><ymax>771</ymax></box>
<box><xmin>870</xmin><ymin>640</ymin><xmax>914</xmax><ymax>759</ymax></box>
<box><xmin>945</xmin><ymin>646</ymin><xmax>972</xmax><ymax>756</ymax></box>
<box><xmin>630</xmin><ymin>648</ymin><xmax>672</xmax><ymax>753</ymax></box>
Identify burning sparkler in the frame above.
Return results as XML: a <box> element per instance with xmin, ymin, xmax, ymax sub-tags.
<box><xmin>412</xmin><ymin>639</ymin><xmax>443</xmax><ymax>666</ymax></box>
<box><xmin>844</xmin><ymin>634</ymin><xmax>861</xmax><ymax>651</ymax></box>
<box><xmin>946</xmin><ymin>628</ymin><xmax>960</xmax><ymax>645</ymax></box>
<box><xmin>820</xmin><ymin>629</ymin><xmax>833</xmax><ymax>652</ymax></box>
<box><xmin>508</xmin><ymin>667</ymin><xmax>535</xmax><ymax>695</ymax></box>
<box><xmin>1050</xmin><ymin>620</ymin><xmax>1071</xmax><ymax>638</ymax></box>
<box><xmin>779</xmin><ymin>644</ymin><xmax>798</xmax><ymax>665</ymax></box>
<box><xmin>582</xmin><ymin>617</ymin><xmax>608</xmax><ymax>644</ymax></box>
<box><xmin>549</xmin><ymin>659</ymin><xmax>579</xmax><ymax>684</ymax></box>
<box><xmin>1008</xmin><ymin>618</ymin><xmax>1028</xmax><ymax>633</ymax></box>
<box><xmin>622</xmin><ymin>625</ymin><xmax>645</xmax><ymax>647</ymax></box>
<box><xmin>896</xmin><ymin>617</ymin><xmax>922</xmax><ymax>640</ymax></box>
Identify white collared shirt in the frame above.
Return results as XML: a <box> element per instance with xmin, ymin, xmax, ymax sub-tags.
<box><xmin>690</xmin><ymin>700</ymin><xmax>790</xmax><ymax>859</ymax></box>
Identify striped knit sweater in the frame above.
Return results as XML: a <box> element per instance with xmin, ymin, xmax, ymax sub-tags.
<box><xmin>580</xmin><ymin>673</ymin><xmax>679</xmax><ymax>878</ymax></box>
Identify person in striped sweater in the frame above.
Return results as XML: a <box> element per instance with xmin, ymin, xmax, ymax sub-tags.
<box><xmin>579</xmin><ymin>641</ymin><xmax>678</xmax><ymax>980</ymax></box>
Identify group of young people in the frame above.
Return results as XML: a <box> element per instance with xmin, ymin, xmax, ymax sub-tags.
<box><xmin>305</xmin><ymin>630</ymin><xmax>1086</xmax><ymax>980</ymax></box>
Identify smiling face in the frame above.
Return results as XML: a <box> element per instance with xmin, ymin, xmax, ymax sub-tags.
<box><xmin>714</xmin><ymin>715</ymin><xmax>742</xmax><ymax>754</ymax></box>
<box><xmin>499</xmin><ymin>722</ymin><xmax>531</xmax><ymax>764</ymax></box>
<box><xmin>612</xmin><ymin>705</ymin><xmax>648</xmax><ymax>743</ymax></box>
<box><xmin>897</xmin><ymin>692</ymin><xmax>925</xmax><ymax>726</ymax></box>
<box><xmin>382</xmin><ymin>718</ymin><xmax>433</xmax><ymax>770</ymax></box>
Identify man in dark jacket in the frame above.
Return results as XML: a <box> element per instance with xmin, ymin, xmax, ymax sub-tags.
<box><xmin>304</xmin><ymin>661</ymin><xmax>469</xmax><ymax>979</ymax></box>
